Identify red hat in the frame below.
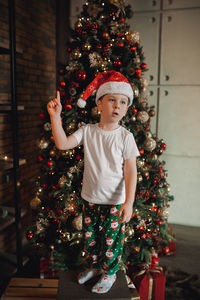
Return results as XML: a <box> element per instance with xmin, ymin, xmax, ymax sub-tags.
<box><xmin>77</xmin><ymin>70</ymin><xmax>133</xmax><ymax>108</ymax></box>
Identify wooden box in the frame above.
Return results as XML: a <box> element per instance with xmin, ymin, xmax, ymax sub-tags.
<box><xmin>2</xmin><ymin>277</ymin><xmax>58</xmax><ymax>300</ymax></box>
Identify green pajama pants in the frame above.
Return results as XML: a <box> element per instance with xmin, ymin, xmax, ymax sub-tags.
<box><xmin>82</xmin><ymin>200</ymin><xmax>126</xmax><ymax>275</ymax></box>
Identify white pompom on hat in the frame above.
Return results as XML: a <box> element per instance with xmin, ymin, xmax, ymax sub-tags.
<box><xmin>77</xmin><ymin>70</ymin><xmax>133</xmax><ymax>108</ymax></box>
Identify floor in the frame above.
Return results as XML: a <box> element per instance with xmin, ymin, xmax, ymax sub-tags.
<box><xmin>159</xmin><ymin>223</ymin><xmax>200</xmax><ymax>276</ymax></box>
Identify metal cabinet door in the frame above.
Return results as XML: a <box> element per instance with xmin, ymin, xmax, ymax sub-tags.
<box><xmin>160</xmin><ymin>9</ymin><xmax>200</xmax><ymax>85</ymax></box>
<box><xmin>163</xmin><ymin>0</ymin><xmax>200</xmax><ymax>10</ymax></box>
<box><xmin>128</xmin><ymin>0</ymin><xmax>161</xmax><ymax>11</ymax></box>
<box><xmin>158</xmin><ymin>86</ymin><xmax>200</xmax><ymax>156</ymax></box>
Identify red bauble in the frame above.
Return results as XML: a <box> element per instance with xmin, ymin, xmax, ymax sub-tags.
<box><xmin>39</xmin><ymin>112</ymin><xmax>45</xmax><ymax>119</ymax></box>
<box><xmin>76</xmin><ymin>155</ymin><xmax>81</xmax><ymax>160</ymax></box>
<box><xmin>65</xmin><ymin>104</ymin><xmax>72</xmax><ymax>111</ymax></box>
<box><xmin>139</xmin><ymin>149</ymin><xmax>144</xmax><ymax>155</ymax></box>
<box><xmin>135</xmin><ymin>68</ymin><xmax>142</xmax><ymax>77</ymax></box>
<box><xmin>75</xmin><ymin>70</ymin><xmax>86</xmax><ymax>81</ymax></box>
<box><xmin>60</xmin><ymin>81</ymin><xmax>66</xmax><ymax>87</ymax></box>
<box><xmin>132</xmin><ymin>108</ymin><xmax>138</xmax><ymax>115</ymax></box>
<box><xmin>57</xmin><ymin>209</ymin><xmax>62</xmax><ymax>214</ymax></box>
<box><xmin>130</xmin><ymin>46</ymin><xmax>136</xmax><ymax>52</ymax></box>
<box><xmin>161</xmin><ymin>142</ymin><xmax>167</xmax><ymax>150</ymax></box>
<box><xmin>141</xmin><ymin>63</ymin><xmax>147</xmax><ymax>69</ymax></box>
<box><xmin>118</xmin><ymin>42</ymin><xmax>124</xmax><ymax>47</ymax></box>
<box><xmin>47</xmin><ymin>161</ymin><xmax>53</xmax><ymax>166</ymax></box>
<box><xmin>96</xmin><ymin>44</ymin><xmax>102</xmax><ymax>49</ymax></box>
<box><xmin>67</xmin><ymin>47</ymin><xmax>71</xmax><ymax>53</ymax></box>
<box><xmin>38</xmin><ymin>155</ymin><xmax>43</xmax><ymax>162</ymax></box>
<box><xmin>157</xmin><ymin>220</ymin><xmax>163</xmax><ymax>226</ymax></box>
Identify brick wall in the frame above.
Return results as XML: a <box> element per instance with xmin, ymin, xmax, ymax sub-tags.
<box><xmin>0</xmin><ymin>0</ymin><xmax>57</xmax><ymax>252</ymax></box>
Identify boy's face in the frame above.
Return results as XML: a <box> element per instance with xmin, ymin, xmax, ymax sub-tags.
<box><xmin>97</xmin><ymin>94</ymin><xmax>129</xmax><ymax>124</ymax></box>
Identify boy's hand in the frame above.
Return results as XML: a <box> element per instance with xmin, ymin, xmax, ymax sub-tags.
<box><xmin>47</xmin><ymin>91</ymin><xmax>62</xmax><ymax>117</ymax></box>
<box><xmin>118</xmin><ymin>202</ymin><xmax>133</xmax><ymax>223</ymax></box>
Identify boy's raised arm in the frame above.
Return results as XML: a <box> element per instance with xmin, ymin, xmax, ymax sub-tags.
<box><xmin>47</xmin><ymin>91</ymin><xmax>78</xmax><ymax>150</ymax></box>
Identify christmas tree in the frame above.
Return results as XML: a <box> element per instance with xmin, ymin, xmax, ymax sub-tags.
<box><xmin>27</xmin><ymin>0</ymin><xmax>174</xmax><ymax>273</ymax></box>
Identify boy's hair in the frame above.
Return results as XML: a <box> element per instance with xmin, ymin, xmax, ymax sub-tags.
<box><xmin>97</xmin><ymin>94</ymin><xmax>130</xmax><ymax>106</ymax></box>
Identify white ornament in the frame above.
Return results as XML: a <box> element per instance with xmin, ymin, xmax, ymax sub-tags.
<box><xmin>77</xmin><ymin>98</ymin><xmax>86</xmax><ymax>108</ymax></box>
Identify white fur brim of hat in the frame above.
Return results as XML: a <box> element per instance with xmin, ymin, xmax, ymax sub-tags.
<box><xmin>96</xmin><ymin>81</ymin><xmax>133</xmax><ymax>106</ymax></box>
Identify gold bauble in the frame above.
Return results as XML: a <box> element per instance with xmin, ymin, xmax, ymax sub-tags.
<box><xmin>72</xmin><ymin>215</ymin><xmax>83</xmax><ymax>231</ymax></box>
<box><xmin>145</xmin><ymin>131</ymin><xmax>152</xmax><ymax>138</ymax></box>
<box><xmin>71</xmin><ymin>48</ymin><xmax>82</xmax><ymax>59</ymax></box>
<box><xmin>152</xmin><ymin>154</ymin><xmax>158</xmax><ymax>160</ymax></box>
<box><xmin>137</xmin><ymin>174</ymin><xmax>143</xmax><ymax>182</ymax></box>
<box><xmin>132</xmin><ymin>85</ymin><xmax>139</xmax><ymax>97</ymax></box>
<box><xmin>49</xmin><ymin>150</ymin><xmax>56</xmax><ymax>157</ymax></box>
<box><xmin>37</xmin><ymin>138</ymin><xmax>49</xmax><ymax>149</ymax></box>
<box><xmin>82</xmin><ymin>42</ymin><xmax>92</xmax><ymax>51</ymax></box>
<box><xmin>30</xmin><ymin>196</ymin><xmax>41</xmax><ymax>210</ymax></box>
<box><xmin>58</xmin><ymin>175</ymin><xmax>67</xmax><ymax>187</ymax></box>
<box><xmin>125</xmin><ymin>30</ymin><xmax>140</xmax><ymax>43</ymax></box>
<box><xmin>143</xmin><ymin>138</ymin><xmax>156</xmax><ymax>151</ymax></box>
<box><xmin>137</xmin><ymin>111</ymin><xmax>149</xmax><ymax>123</ymax></box>
<box><xmin>137</xmin><ymin>159</ymin><xmax>144</xmax><ymax>168</ymax></box>
<box><xmin>102</xmin><ymin>32</ymin><xmax>110</xmax><ymax>39</ymax></box>
<box><xmin>75</xmin><ymin>20</ymin><xmax>83</xmax><ymax>29</ymax></box>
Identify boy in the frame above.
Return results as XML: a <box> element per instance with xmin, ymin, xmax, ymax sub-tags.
<box><xmin>47</xmin><ymin>70</ymin><xmax>140</xmax><ymax>293</ymax></box>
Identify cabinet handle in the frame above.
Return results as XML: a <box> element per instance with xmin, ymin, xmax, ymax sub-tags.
<box><xmin>151</xmin><ymin>17</ymin><xmax>156</xmax><ymax>23</ymax></box>
<box><xmin>150</xmin><ymin>75</ymin><xmax>154</xmax><ymax>81</ymax></box>
<box><xmin>165</xmin><ymin>75</ymin><xmax>170</xmax><ymax>81</ymax></box>
<box><xmin>168</xmin><ymin>16</ymin><xmax>172</xmax><ymax>22</ymax></box>
<box><xmin>152</xmin><ymin>1</ymin><xmax>157</xmax><ymax>6</ymax></box>
<box><xmin>149</xmin><ymin>90</ymin><xmax>154</xmax><ymax>96</ymax></box>
<box><xmin>164</xmin><ymin>90</ymin><xmax>169</xmax><ymax>96</ymax></box>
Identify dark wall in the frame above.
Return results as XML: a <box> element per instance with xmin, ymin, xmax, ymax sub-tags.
<box><xmin>0</xmin><ymin>0</ymin><xmax>57</xmax><ymax>252</ymax></box>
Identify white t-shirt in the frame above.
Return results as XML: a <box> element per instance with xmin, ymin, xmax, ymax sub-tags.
<box><xmin>72</xmin><ymin>124</ymin><xmax>140</xmax><ymax>205</ymax></box>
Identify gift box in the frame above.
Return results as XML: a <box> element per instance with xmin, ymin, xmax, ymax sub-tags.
<box><xmin>132</xmin><ymin>266</ymin><xmax>166</xmax><ymax>300</ymax></box>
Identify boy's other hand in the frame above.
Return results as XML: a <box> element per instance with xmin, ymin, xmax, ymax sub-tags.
<box><xmin>47</xmin><ymin>91</ymin><xmax>62</xmax><ymax>117</ymax></box>
<box><xmin>118</xmin><ymin>202</ymin><xmax>133</xmax><ymax>223</ymax></box>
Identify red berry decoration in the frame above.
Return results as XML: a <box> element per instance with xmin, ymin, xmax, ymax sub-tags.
<box><xmin>114</xmin><ymin>59</ymin><xmax>122</xmax><ymax>66</ymax></box>
<box><xmin>75</xmin><ymin>70</ymin><xmax>86</xmax><ymax>81</ymax></box>
<box><xmin>130</xmin><ymin>46</ymin><xmax>136</xmax><ymax>52</ymax></box>
<box><xmin>65</xmin><ymin>104</ymin><xmax>72</xmax><ymax>111</ymax></box>
<box><xmin>135</xmin><ymin>68</ymin><xmax>142</xmax><ymax>78</ymax></box>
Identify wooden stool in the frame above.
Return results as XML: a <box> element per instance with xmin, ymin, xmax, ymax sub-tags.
<box><xmin>2</xmin><ymin>277</ymin><xmax>58</xmax><ymax>299</ymax></box>
<box><xmin>57</xmin><ymin>270</ymin><xmax>140</xmax><ymax>299</ymax></box>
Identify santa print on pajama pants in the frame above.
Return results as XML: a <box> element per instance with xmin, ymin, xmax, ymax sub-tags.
<box><xmin>82</xmin><ymin>200</ymin><xmax>126</xmax><ymax>276</ymax></box>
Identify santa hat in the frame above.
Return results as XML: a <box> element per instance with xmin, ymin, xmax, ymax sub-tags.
<box><xmin>77</xmin><ymin>70</ymin><xmax>133</xmax><ymax>108</ymax></box>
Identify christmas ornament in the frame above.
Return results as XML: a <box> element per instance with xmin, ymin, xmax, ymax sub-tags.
<box><xmin>30</xmin><ymin>196</ymin><xmax>41</xmax><ymax>210</ymax></box>
<box><xmin>37</xmin><ymin>138</ymin><xmax>49</xmax><ymax>150</ymax></box>
<box><xmin>82</xmin><ymin>42</ymin><xmax>92</xmax><ymax>51</ymax></box>
<box><xmin>75</xmin><ymin>70</ymin><xmax>86</xmax><ymax>81</ymax></box>
<box><xmin>149</xmin><ymin>109</ymin><xmax>156</xmax><ymax>117</ymax></box>
<box><xmin>137</xmin><ymin>174</ymin><xmax>143</xmax><ymax>182</ymax></box>
<box><xmin>49</xmin><ymin>150</ymin><xmax>56</xmax><ymax>157</ymax></box>
<box><xmin>71</xmin><ymin>49</ymin><xmax>82</xmax><ymax>59</ymax></box>
<box><xmin>132</xmin><ymin>85</ymin><xmax>139</xmax><ymax>97</ymax></box>
<box><xmin>58</xmin><ymin>175</ymin><xmax>67</xmax><ymax>187</ymax></box>
<box><xmin>143</xmin><ymin>138</ymin><xmax>156</xmax><ymax>151</ymax></box>
<box><xmin>136</xmin><ymin>111</ymin><xmax>149</xmax><ymax>123</ymax></box>
<box><xmin>72</xmin><ymin>215</ymin><xmax>83</xmax><ymax>231</ymax></box>
<box><xmin>158</xmin><ymin>207</ymin><xmax>169</xmax><ymax>220</ymax></box>
<box><xmin>102</xmin><ymin>32</ymin><xmax>110</xmax><ymax>39</ymax></box>
<box><xmin>89</xmin><ymin>52</ymin><xmax>103</xmax><ymax>68</ymax></box>
<box><xmin>125</xmin><ymin>30</ymin><xmax>140</xmax><ymax>43</ymax></box>
<box><xmin>127</xmin><ymin>67</ymin><xmax>135</xmax><ymax>77</ymax></box>
<box><xmin>44</xmin><ymin>122</ymin><xmax>51</xmax><ymax>131</ymax></box>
